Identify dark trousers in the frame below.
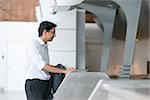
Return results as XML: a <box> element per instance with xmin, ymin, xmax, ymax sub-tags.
<box><xmin>25</xmin><ymin>79</ymin><xmax>53</xmax><ymax>100</ymax></box>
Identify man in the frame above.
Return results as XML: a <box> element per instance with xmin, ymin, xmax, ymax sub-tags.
<box><xmin>25</xmin><ymin>21</ymin><xmax>76</xmax><ymax>100</ymax></box>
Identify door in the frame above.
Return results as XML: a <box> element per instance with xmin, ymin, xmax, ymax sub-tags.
<box><xmin>0</xmin><ymin>22</ymin><xmax>7</xmax><ymax>91</ymax></box>
<box><xmin>5</xmin><ymin>22</ymin><xmax>38</xmax><ymax>91</ymax></box>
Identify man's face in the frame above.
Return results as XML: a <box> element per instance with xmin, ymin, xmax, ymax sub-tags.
<box><xmin>46</xmin><ymin>27</ymin><xmax>56</xmax><ymax>41</ymax></box>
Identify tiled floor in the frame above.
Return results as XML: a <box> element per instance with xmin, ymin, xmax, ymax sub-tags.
<box><xmin>0</xmin><ymin>91</ymin><xmax>26</xmax><ymax>100</ymax></box>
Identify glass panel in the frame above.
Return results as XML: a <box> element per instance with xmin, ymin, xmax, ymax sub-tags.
<box><xmin>89</xmin><ymin>80</ymin><xmax>150</xmax><ymax>100</ymax></box>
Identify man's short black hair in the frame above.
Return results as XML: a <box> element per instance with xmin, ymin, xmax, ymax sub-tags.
<box><xmin>38</xmin><ymin>21</ymin><xmax>57</xmax><ymax>37</ymax></box>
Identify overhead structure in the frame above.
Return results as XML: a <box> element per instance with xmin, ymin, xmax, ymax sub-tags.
<box><xmin>78</xmin><ymin>1</ymin><xmax>119</xmax><ymax>73</ymax></box>
<box><xmin>78</xmin><ymin>0</ymin><xmax>142</xmax><ymax>79</ymax></box>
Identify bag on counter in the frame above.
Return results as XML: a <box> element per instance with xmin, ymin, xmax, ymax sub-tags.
<box><xmin>49</xmin><ymin>64</ymin><xmax>66</xmax><ymax>94</ymax></box>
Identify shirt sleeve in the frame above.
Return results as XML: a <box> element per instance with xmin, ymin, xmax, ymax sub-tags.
<box><xmin>26</xmin><ymin>41</ymin><xmax>46</xmax><ymax>71</ymax></box>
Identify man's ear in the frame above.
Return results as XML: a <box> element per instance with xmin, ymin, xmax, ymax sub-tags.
<box><xmin>42</xmin><ymin>30</ymin><xmax>47</xmax><ymax>36</ymax></box>
<box><xmin>43</xmin><ymin>29</ymin><xmax>47</xmax><ymax>33</ymax></box>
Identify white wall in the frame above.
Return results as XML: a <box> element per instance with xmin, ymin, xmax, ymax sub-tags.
<box><xmin>0</xmin><ymin>22</ymin><xmax>7</xmax><ymax>90</ymax></box>
<box><xmin>133</xmin><ymin>38</ymin><xmax>149</xmax><ymax>75</ymax></box>
<box><xmin>85</xmin><ymin>23</ymin><xmax>149</xmax><ymax>75</ymax></box>
<box><xmin>0</xmin><ymin>22</ymin><xmax>38</xmax><ymax>91</ymax></box>
<box><xmin>47</xmin><ymin>9</ymin><xmax>77</xmax><ymax>67</ymax></box>
<box><xmin>0</xmin><ymin>9</ymin><xmax>77</xmax><ymax>91</ymax></box>
<box><xmin>49</xmin><ymin>29</ymin><xmax>76</xmax><ymax>67</ymax></box>
<box><xmin>0</xmin><ymin>19</ymin><xmax>76</xmax><ymax>91</ymax></box>
<box><xmin>85</xmin><ymin>23</ymin><xmax>103</xmax><ymax>71</ymax></box>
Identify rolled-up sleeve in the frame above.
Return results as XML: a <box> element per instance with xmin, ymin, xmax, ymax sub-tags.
<box><xmin>26</xmin><ymin>41</ymin><xmax>46</xmax><ymax>71</ymax></box>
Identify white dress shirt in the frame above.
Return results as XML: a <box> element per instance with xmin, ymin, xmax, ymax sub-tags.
<box><xmin>25</xmin><ymin>37</ymin><xmax>50</xmax><ymax>80</ymax></box>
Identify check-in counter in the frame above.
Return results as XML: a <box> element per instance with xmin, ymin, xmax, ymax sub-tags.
<box><xmin>54</xmin><ymin>72</ymin><xmax>110</xmax><ymax>100</ymax></box>
<box><xmin>89</xmin><ymin>80</ymin><xmax>150</xmax><ymax>100</ymax></box>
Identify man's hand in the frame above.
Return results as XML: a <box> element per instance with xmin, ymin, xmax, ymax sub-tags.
<box><xmin>65</xmin><ymin>68</ymin><xmax>76</xmax><ymax>74</ymax></box>
<box><xmin>43</xmin><ymin>64</ymin><xmax>77</xmax><ymax>75</ymax></box>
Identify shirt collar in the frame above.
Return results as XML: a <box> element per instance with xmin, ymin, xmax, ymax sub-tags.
<box><xmin>37</xmin><ymin>37</ymin><xmax>48</xmax><ymax>47</ymax></box>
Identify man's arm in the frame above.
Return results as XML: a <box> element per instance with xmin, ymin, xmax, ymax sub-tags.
<box><xmin>43</xmin><ymin>64</ymin><xmax>76</xmax><ymax>74</ymax></box>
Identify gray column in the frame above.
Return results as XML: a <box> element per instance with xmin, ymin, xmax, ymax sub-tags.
<box><xmin>79</xmin><ymin>3</ymin><xmax>116</xmax><ymax>72</ymax></box>
<box><xmin>113</xmin><ymin>0</ymin><xmax>142</xmax><ymax>78</ymax></box>
<box><xmin>76</xmin><ymin>8</ymin><xmax>86</xmax><ymax>70</ymax></box>
<box><xmin>99</xmin><ymin>9</ymin><xmax>116</xmax><ymax>72</ymax></box>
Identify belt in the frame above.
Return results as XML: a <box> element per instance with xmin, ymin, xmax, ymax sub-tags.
<box><xmin>26</xmin><ymin>78</ymin><xmax>49</xmax><ymax>82</ymax></box>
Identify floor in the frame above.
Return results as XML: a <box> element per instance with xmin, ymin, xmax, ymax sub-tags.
<box><xmin>0</xmin><ymin>91</ymin><xmax>26</xmax><ymax>100</ymax></box>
